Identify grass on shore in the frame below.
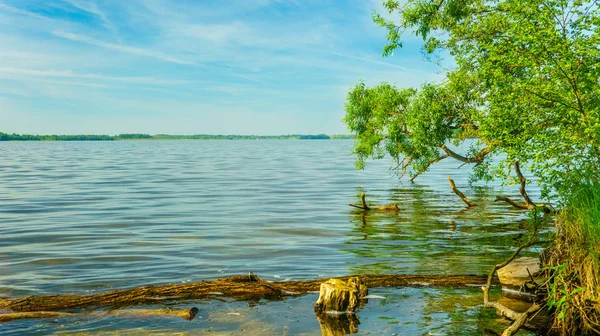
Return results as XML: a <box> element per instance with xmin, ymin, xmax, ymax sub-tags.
<box><xmin>546</xmin><ymin>182</ymin><xmax>600</xmax><ymax>335</ymax></box>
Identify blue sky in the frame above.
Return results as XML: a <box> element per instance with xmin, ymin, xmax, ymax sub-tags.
<box><xmin>0</xmin><ymin>0</ymin><xmax>442</xmax><ymax>135</ymax></box>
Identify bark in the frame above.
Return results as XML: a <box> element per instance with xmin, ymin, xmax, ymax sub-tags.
<box><xmin>501</xmin><ymin>303</ymin><xmax>543</xmax><ymax>336</ymax></box>
<box><xmin>494</xmin><ymin>196</ymin><xmax>530</xmax><ymax>209</ymax></box>
<box><xmin>0</xmin><ymin>307</ymin><xmax>199</xmax><ymax>323</ymax></box>
<box><xmin>1</xmin><ymin>273</ymin><xmax>497</xmax><ymax>315</ymax></box>
<box><xmin>314</xmin><ymin>277</ymin><xmax>367</xmax><ymax>314</ymax></box>
<box><xmin>448</xmin><ymin>176</ymin><xmax>478</xmax><ymax>207</ymax></box>
<box><xmin>513</xmin><ymin>162</ymin><xmax>534</xmax><ymax>207</ymax></box>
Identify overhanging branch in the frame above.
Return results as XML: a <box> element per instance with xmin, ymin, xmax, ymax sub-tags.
<box><xmin>440</xmin><ymin>145</ymin><xmax>490</xmax><ymax>164</ymax></box>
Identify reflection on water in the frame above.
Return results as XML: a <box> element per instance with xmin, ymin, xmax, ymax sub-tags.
<box><xmin>344</xmin><ymin>186</ymin><xmax>546</xmax><ymax>276</ymax></box>
<box><xmin>0</xmin><ymin>140</ymin><xmax>547</xmax><ymax>334</ymax></box>
<box><xmin>1</xmin><ymin>287</ymin><xmax>534</xmax><ymax>335</ymax></box>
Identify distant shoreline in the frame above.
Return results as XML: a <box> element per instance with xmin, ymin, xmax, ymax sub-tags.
<box><xmin>0</xmin><ymin>133</ymin><xmax>355</xmax><ymax>141</ymax></box>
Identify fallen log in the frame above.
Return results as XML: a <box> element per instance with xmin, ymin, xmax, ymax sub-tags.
<box><xmin>349</xmin><ymin>192</ymin><xmax>399</xmax><ymax>211</ymax></box>
<box><xmin>0</xmin><ymin>273</ymin><xmax>497</xmax><ymax>315</ymax></box>
<box><xmin>0</xmin><ymin>307</ymin><xmax>199</xmax><ymax>323</ymax></box>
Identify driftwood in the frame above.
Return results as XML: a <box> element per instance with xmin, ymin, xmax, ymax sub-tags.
<box><xmin>448</xmin><ymin>176</ymin><xmax>478</xmax><ymax>207</ymax></box>
<box><xmin>481</xmin><ymin>225</ymin><xmax>547</xmax><ymax>336</ymax></box>
<box><xmin>0</xmin><ymin>273</ymin><xmax>497</xmax><ymax>321</ymax></box>
<box><xmin>0</xmin><ymin>307</ymin><xmax>199</xmax><ymax>323</ymax></box>
<box><xmin>496</xmin><ymin>257</ymin><xmax>543</xmax><ymax>290</ymax></box>
<box><xmin>349</xmin><ymin>192</ymin><xmax>399</xmax><ymax>211</ymax></box>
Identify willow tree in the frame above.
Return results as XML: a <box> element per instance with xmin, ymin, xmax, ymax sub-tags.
<box><xmin>345</xmin><ymin>0</ymin><xmax>600</xmax><ymax>201</ymax></box>
<box><xmin>345</xmin><ymin>1</ymin><xmax>600</xmax><ymax>334</ymax></box>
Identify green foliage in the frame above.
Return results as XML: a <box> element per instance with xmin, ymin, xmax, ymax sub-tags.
<box><xmin>0</xmin><ymin>132</ymin><xmax>115</xmax><ymax>141</ymax></box>
<box><xmin>117</xmin><ymin>133</ymin><xmax>152</xmax><ymax>139</ymax></box>
<box><xmin>345</xmin><ymin>0</ymin><xmax>600</xmax><ymax>201</ymax></box>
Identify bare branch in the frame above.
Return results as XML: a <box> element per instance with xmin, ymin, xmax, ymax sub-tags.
<box><xmin>448</xmin><ymin>176</ymin><xmax>477</xmax><ymax>207</ymax></box>
<box><xmin>349</xmin><ymin>192</ymin><xmax>371</xmax><ymax>210</ymax></box>
<box><xmin>494</xmin><ymin>196</ymin><xmax>530</xmax><ymax>209</ymax></box>
<box><xmin>513</xmin><ymin>162</ymin><xmax>534</xmax><ymax>207</ymax></box>
<box><xmin>409</xmin><ymin>154</ymin><xmax>449</xmax><ymax>182</ymax></box>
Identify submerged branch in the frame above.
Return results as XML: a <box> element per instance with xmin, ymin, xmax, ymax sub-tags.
<box><xmin>349</xmin><ymin>192</ymin><xmax>398</xmax><ymax>211</ymax></box>
<box><xmin>1</xmin><ymin>273</ymin><xmax>497</xmax><ymax>315</ymax></box>
<box><xmin>494</xmin><ymin>196</ymin><xmax>530</xmax><ymax>209</ymax></box>
<box><xmin>448</xmin><ymin>176</ymin><xmax>477</xmax><ymax>207</ymax></box>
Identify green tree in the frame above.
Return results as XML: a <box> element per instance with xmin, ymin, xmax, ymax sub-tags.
<box><xmin>345</xmin><ymin>0</ymin><xmax>600</xmax><ymax>201</ymax></box>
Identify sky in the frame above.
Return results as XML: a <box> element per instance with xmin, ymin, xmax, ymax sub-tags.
<box><xmin>0</xmin><ymin>0</ymin><xmax>443</xmax><ymax>135</ymax></box>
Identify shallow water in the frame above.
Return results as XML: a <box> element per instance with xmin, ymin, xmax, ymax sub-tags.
<box><xmin>0</xmin><ymin>140</ymin><xmax>545</xmax><ymax>334</ymax></box>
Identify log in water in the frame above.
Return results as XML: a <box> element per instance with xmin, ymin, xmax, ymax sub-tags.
<box><xmin>1</xmin><ymin>273</ymin><xmax>498</xmax><ymax>314</ymax></box>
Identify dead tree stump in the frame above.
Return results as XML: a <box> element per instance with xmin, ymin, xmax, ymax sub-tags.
<box><xmin>314</xmin><ymin>277</ymin><xmax>367</xmax><ymax>314</ymax></box>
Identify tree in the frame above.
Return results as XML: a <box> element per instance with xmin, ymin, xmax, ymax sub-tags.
<box><xmin>345</xmin><ymin>0</ymin><xmax>600</xmax><ymax>201</ymax></box>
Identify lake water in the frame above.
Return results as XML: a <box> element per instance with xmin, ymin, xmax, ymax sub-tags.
<box><xmin>0</xmin><ymin>140</ymin><xmax>544</xmax><ymax>335</ymax></box>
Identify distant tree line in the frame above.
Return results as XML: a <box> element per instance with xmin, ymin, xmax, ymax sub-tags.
<box><xmin>0</xmin><ymin>133</ymin><xmax>115</xmax><ymax>141</ymax></box>
<box><xmin>0</xmin><ymin>132</ymin><xmax>354</xmax><ymax>141</ymax></box>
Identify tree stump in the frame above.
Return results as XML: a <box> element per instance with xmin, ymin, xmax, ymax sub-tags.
<box><xmin>497</xmin><ymin>257</ymin><xmax>543</xmax><ymax>291</ymax></box>
<box><xmin>314</xmin><ymin>277</ymin><xmax>367</xmax><ymax>314</ymax></box>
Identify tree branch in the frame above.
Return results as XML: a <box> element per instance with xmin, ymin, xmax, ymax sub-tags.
<box><xmin>349</xmin><ymin>192</ymin><xmax>371</xmax><ymax>210</ymax></box>
<box><xmin>513</xmin><ymin>162</ymin><xmax>534</xmax><ymax>207</ymax></box>
<box><xmin>448</xmin><ymin>176</ymin><xmax>477</xmax><ymax>207</ymax></box>
<box><xmin>409</xmin><ymin>154</ymin><xmax>449</xmax><ymax>182</ymax></box>
<box><xmin>440</xmin><ymin>145</ymin><xmax>490</xmax><ymax>164</ymax></box>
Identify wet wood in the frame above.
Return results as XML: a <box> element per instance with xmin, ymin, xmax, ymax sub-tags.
<box><xmin>481</xmin><ymin>225</ymin><xmax>547</xmax><ymax>336</ymax></box>
<box><xmin>500</xmin><ymin>303</ymin><xmax>543</xmax><ymax>336</ymax></box>
<box><xmin>497</xmin><ymin>257</ymin><xmax>542</xmax><ymax>290</ymax></box>
<box><xmin>448</xmin><ymin>176</ymin><xmax>477</xmax><ymax>207</ymax></box>
<box><xmin>349</xmin><ymin>192</ymin><xmax>399</xmax><ymax>211</ymax></box>
<box><xmin>0</xmin><ymin>273</ymin><xmax>496</xmax><ymax>315</ymax></box>
<box><xmin>314</xmin><ymin>277</ymin><xmax>367</xmax><ymax>314</ymax></box>
<box><xmin>0</xmin><ymin>307</ymin><xmax>198</xmax><ymax>323</ymax></box>
<box><xmin>494</xmin><ymin>196</ymin><xmax>530</xmax><ymax>209</ymax></box>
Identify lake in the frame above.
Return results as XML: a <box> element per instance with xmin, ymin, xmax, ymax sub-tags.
<box><xmin>0</xmin><ymin>140</ymin><xmax>543</xmax><ymax>335</ymax></box>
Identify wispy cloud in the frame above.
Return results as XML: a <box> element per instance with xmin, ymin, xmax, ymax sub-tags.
<box><xmin>0</xmin><ymin>67</ymin><xmax>200</xmax><ymax>85</ymax></box>
<box><xmin>63</xmin><ymin>0</ymin><xmax>120</xmax><ymax>39</ymax></box>
<box><xmin>52</xmin><ymin>30</ymin><xmax>196</xmax><ymax>66</ymax></box>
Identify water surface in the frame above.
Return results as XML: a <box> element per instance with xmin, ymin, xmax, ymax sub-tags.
<box><xmin>0</xmin><ymin>140</ymin><xmax>544</xmax><ymax>335</ymax></box>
